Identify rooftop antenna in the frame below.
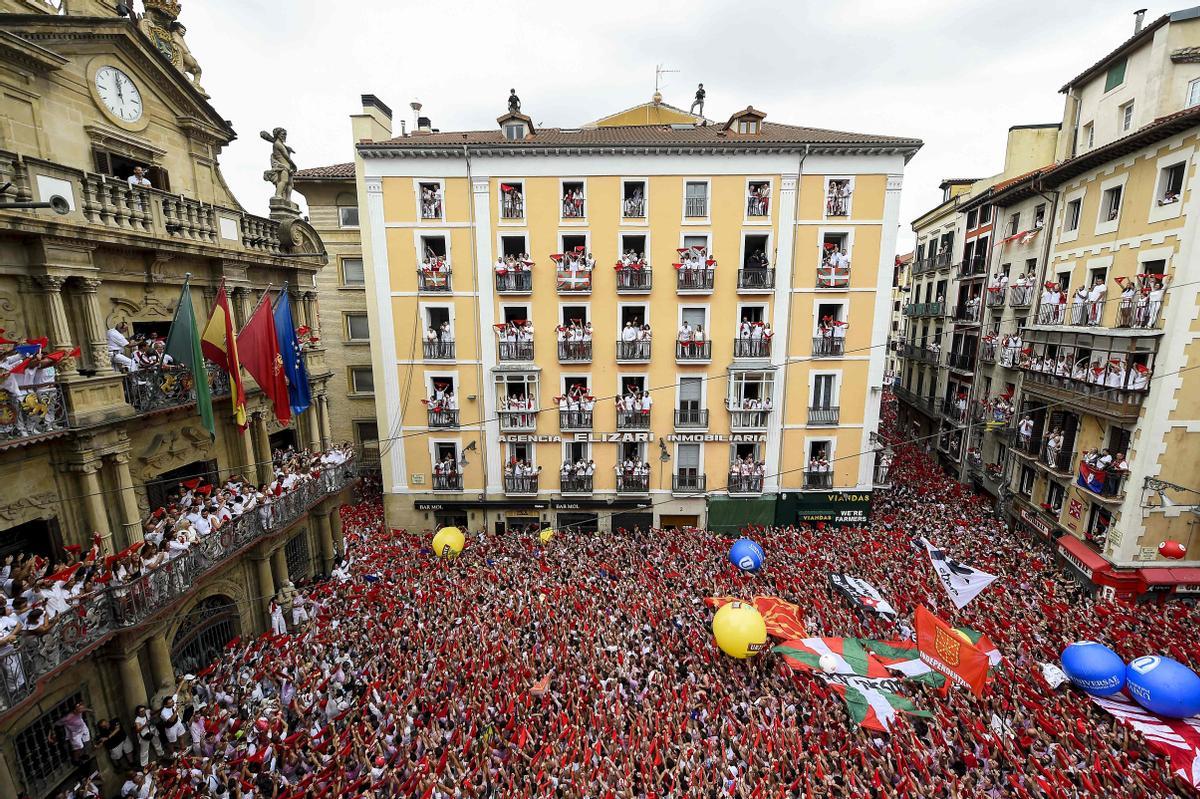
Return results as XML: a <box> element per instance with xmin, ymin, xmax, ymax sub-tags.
<box><xmin>410</xmin><ymin>99</ymin><xmax>423</xmax><ymax>129</ymax></box>
<box><xmin>654</xmin><ymin>64</ymin><xmax>678</xmax><ymax>104</ymax></box>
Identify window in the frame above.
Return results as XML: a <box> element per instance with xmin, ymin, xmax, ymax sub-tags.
<box><xmin>501</xmin><ymin>234</ymin><xmax>527</xmax><ymax>258</ymax></box>
<box><xmin>350</xmin><ymin>366</ymin><xmax>374</xmax><ymax>394</ymax></box>
<box><xmin>1064</xmin><ymin>198</ymin><xmax>1082</xmax><ymax>231</ymax></box>
<box><xmin>812</xmin><ymin>374</ymin><xmax>836</xmax><ymax>409</ymax></box>
<box><xmin>1033</xmin><ymin>203</ymin><xmax>1046</xmax><ymax>228</ymax></box>
<box><xmin>979</xmin><ymin>205</ymin><xmax>991</xmax><ymax>224</ymax></box>
<box><xmin>683</xmin><ymin>234</ymin><xmax>709</xmax><ymax>251</ymax></box>
<box><xmin>1081</xmin><ymin>122</ymin><xmax>1094</xmax><ymax>150</ymax></box>
<box><xmin>341</xmin><ymin>257</ymin><xmax>365</xmax><ymax>287</ymax></box>
<box><xmin>684</xmin><ymin>181</ymin><xmax>708</xmax><ymax>217</ymax></box>
<box><xmin>679</xmin><ymin>377</ymin><xmax>703</xmax><ymax>410</ymax></box>
<box><xmin>1104</xmin><ymin>57</ymin><xmax>1127</xmax><ymax>92</ymax></box>
<box><xmin>345</xmin><ymin>313</ymin><xmax>370</xmax><ymax>341</ymax></box>
<box><xmin>1189</xmin><ymin>78</ymin><xmax>1200</xmax><ymax>108</ymax></box>
<box><xmin>1018</xmin><ymin>465</ymin><xmax>1036</xmax><ymax>497</ymax></box>
<box><xmin>500</xmin><ymin>181</ymin><xmax>525</xmax><ymax>219</ymax></box>
<box><xmin>354</xmin><ymin>420</ymin><xmax>379</xmax><ymax>448</ymax></box>
<box><xmin>1120</xmin><ymin>101</ymin><xmax>1134</xmax><ymax>132</ymax></box>
<box><xmin>737</xmin><ymin>119</ymin><xmax>759</xmax><ymax>134</ymax></box>
<box><xmin>15</xmin><ymin>690</ymin><xmax>88</xmax><ymax>796</ymax></box>
<box><xmin>1046</xmin><ymin>481</ymin><xmax>1066</xmax><ymax>515</ymax></box>
<box><xmin>504</xmin><ymin>123</ymin><xmax>526</xmax><ymax>141</ymax></box>
<box><xmin>1159</xmin><ymin>162</ymin><xmax>1186</xmax><ymax>205</ymax></box>
<box><xmin>338</xmin><ymin>206</ymin><xmax>360</xmax><ymax>228</ymax></box>
<box><xmin>1086</xmin><ymin>505</ymin><xmax>1112</xmax><ymax>545</ymax></box>
<box><xmin>677</xmin><ymin>443</ymin><xmax>701</xmax><ymax>479</ymax></box>
<box><xmin>1007</xmin><ymin>212</ymin><xmax>1020</xmax><ymax>236</ymax></box>
<box><xmin>418</xmin><ymin>181</ymin><xmax>443</xmax><ymax>219</ymax></box>
<box><xmin>1102</xmin><ymin>185</ymin><xmax>1123</xmax><ymax>222</ymax></box>
<box><xmin>966</xmin><ymin>209</ymin><xmax>978</xmax><ymax>230</ymax></box>
<box><xmin>622</xmin><ymin>180</ymin><xmax>647</xmax><ymax>217</ymax></box>
<box><xmin>92</xmin><ymin>149</ymin><xmax>170</xmax><ymax>190</ymax></box>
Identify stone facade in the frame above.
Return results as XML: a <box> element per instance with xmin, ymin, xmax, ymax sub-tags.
<box><xmin>0</xmin><ymin>6</ymin><xmax>351</xmax><ymax>797</ymax></box>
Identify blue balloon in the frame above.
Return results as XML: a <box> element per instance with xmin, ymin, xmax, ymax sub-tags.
<box><xmin>1060</xmin><ymin>641</ymin><xmax>1126</xmax><ymax>696</ymax></box>
<box><xmin>729</xmin><ymin>539</ymin><xmax>765</xmax><ymax>573</ymax></box>
<box><xmin>1126</xmin><ymin>655</ymin><xmax>1200</xmax><ymax>718</ymax></box>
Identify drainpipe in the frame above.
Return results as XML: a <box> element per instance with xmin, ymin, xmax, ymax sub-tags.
<box><xmin>772</xmin><ymin>144</ymin><xmax>808</xmax><ymax>489</ymax></box>
<box><xmin>463</xmin><ymin>144</ymin><xmax>491</xmax><ymax>533</ymax></box>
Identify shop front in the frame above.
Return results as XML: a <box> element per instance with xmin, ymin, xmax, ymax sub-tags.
<box><xmin>1014</xmin><ymin>503</ymin><xmax>1058</xmax><ymax>546</ymax></box>
<box><xmin>1134</xmin><ymin>567</ymin><xmax>1200</xmax><ymax>602</ymax></box>
<box><xmin>774</xmin><ymin>491</ymin><xmax>872</xmax><ymax>528</ymax></box>
<box><xmin>707</xmin><ymin>497</ymin><xmax>775</xmax><ymax>536</ymax></box>
<box><xmin>1055</xmin><ymin>534</ymin><xmax>1142</xmax><ymax>599</ymax></box>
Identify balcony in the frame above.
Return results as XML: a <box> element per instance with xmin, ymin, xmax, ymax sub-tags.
<box><xmin>617</xmin><ymin>409</ymin><xmax>651</xmax><ymax>430</ymax></box>
<box><xmin>676</xmin><ymin>341</ymin><xmax>712</xmax><ymax>362</ymax></box>
<box><xmin>504</xmin><ymin>475</ymin><xmax>539</xmax><ymax>495</ymax></box>
<box><xmin>562</xmin><ymin>197</ymin><xmax>586</xmax><ymax>219</ymax></box>
<box><xmin>496</xmin><ymin>271</ymin><xmax>532</xmax><ymax>294</ymax></box>
<box><xmin>727</xmin><ymin>404</ymin><xmax>770</xmax><ymax>432</ymax></box>
<box><xmin>941</xmin><ymin>398</ymin><xmax>968</xmax><ymax>425</ymax></box>
<box><xmin>803</xmin><ymin>470</ymin><xmax>834</xmax><ymax>490</ymax></box>
<box><xmin>954</xmin><ymin>302</ymin><xmax>981</xmax><ymax>325</ymax></box>
<box><xmin>813</xmin><ymin>337</ymin><xmax>845</xmax><ymax>358</ymax></box>
<box><xmin>734</xmin><ymin>338</ymin><xmax>771</xmax><ymax>359</ymax></box>
<box><xmin>622</xmin><ymin>197</ymin><xmax>645</xmax><ymax>218</ymax></box>
<box><xmin>615</xmin><ymin>268</ymin><xmax>652</xmax><ymax>293</ymax></box>
<box><xmin>873</xmin><ymin>459</ymin><xmax>892</xmax><ymax>487</ymax></box>
<box><xmin>673</xmin><ymin>474</ymin><xmax>706</xmax><ymax>493</ymax></box>
<box><xmin>1021</xmin><ymin>368</ymin><xmax>1147</xmax><ymax>422</ymax></box>
<box><xmin>817</xmin><ymin>265</ymin><xmax>851</xmax><ymax>290</ymax></box>
<box><xmin>498</xmin><ymin>341</ymin><xmax>534</xmax><ymax>362</ymax></box>
<box><xmin>498</xmin><ymin>409</ymin><xmax>538</xmax><ymax>432</ymax></box>
<box><xmin>616</xmin><ymin>340</ymin><xmax>651</xmax><ymax>362</ymax></box>
<box><xmin>685</xmin><ymin>196</ymin><xmax>709</xmax><ymax>218</ymax></box>
<box><xmin>934</xmin><ymin>252</ymin><xmax>953</xmax><ymax>272</ymax></box>
<box><xmin>948</xmin><ymin>350</ymin><xmax>977</xmax><ymax>373</ymax></box>
<box><xmin>559</xmin><ymin>409</ymin><xmax>593</xmax><ymax>430</ymax></box>
<box><xmin>558</xmin><ymin>340</ymin><xmax>592</xmax><ymax>362</ymax></box>
<box><xmin>1037</xmin><ymin>444</ymin><xmax>1075</xmax><ymax>475</ymax></box>
<box><xmin>904</xmin><ymin>302</ymin><xmax>946</xmax><ymax>318</ymax></box>
<box><xmin>737</xmin><ymin>268</ymin><xmax>775</xmax><ymax>292</ymax></box>
<box><xmin>980</xmin><ymin>341</ymin><xmax>996</xmax><ymax>364</ymax></box>
<box><xmin>560</xmin><ymin>474</ymin><xmax>594</xmax><ymax>495</ymax></box>
<box><xmin>986</xmin><ymin>289</ymin><xmax>1005</xmax><ymax>309</ymax></box>
<box><xmin>432</xmin><ymin>473</ymin><xmax>463</xmax><ymax>491</ymax></box>
<box><xmin>0</xmin><ymin>382</ymin><xmax>69</xmax><ymax>445</ymax></box>
<box><xmin>899</xmin><ymin>342</ymin><xmax>938</xmax><ymax>366</ymax></box>
<box><xmin>677</xmin><ymin>269</ymin><xmax>715</xmax><ymax>293</ymax></box>
<box><xmin>808</xmin><ymin>406</ymin><xmax>840</xmax><ymax>425</ymax></box>
<box><xmin>1077</xmin><ymin>464</ymin><xmax>1128</xmax><ymax>501</ymax></box>
<box><xmin>423</xmin><ymin>340</ymin><xmax>455</xmax><ymax>360</ymax></box>
<box><xmin>417</xmin><ymin>269</ymin><xmax>452</xmax><ymax>293</ymax></box>
<box><xmin>1009</xmin><ymin>285</ymin><xmax>1033</xmax><ymax>308</ymax></box>
<box><xmin>894</xmin><ymin>385</ymin><xmax>937</xmax><ymax>417</ymax></box>
<box><xmin>728</xmin><ymin>474</ymin><xmax>764</xmax><ymax>495</ymax></box>
<box><xmin>0</xmin><ymin>460</ymin><xmax>356</xmax><ymax>714</ymax></box>
<box><xmin>555</xmin><ymin>270</ymin><xmax>592</xmax><ymax>294</ymax></box>
<box><xmin>617</xmin><ymin>473</ymin><xmax>649</xmax><ymax>494</ymax></box>
<box><xmin>674</xmin><ymin>408</ymin><xmax>709</xmax><ymax>429</ymax></box>
<box><xmin>746</xmin><ymin>193</ymin><xmax>770</xmax><ymax>217</ymax></box>
<box><xmin>500</xmin><ymin>193</ymin><xmax>525</xmax><ymax>220</ymax></box>
<box><xmin>123</xmin><ymin>364</ymin><xmax>230</xmax><ymax>414</ymax></box>
<box><xmin>958</xmin><ymin>254</ymin><xmax>987</xmax><ymax>279</ymax></box>
<box><xmin>427</xmin><ymin>408</ymin><xmax>459</xmax><ymax>428</ymax></box>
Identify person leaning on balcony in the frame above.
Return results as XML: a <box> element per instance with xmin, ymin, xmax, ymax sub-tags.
<box><xmin>1087</xmin><ymin>278</ymin><xmax>1107</xmax><ymax>325</ymax></box>
<box><xmin>127</xmin><ymin>166</ymin><xmax>152</xmax><ymax>188</ymax></box>
<box><xmin>0</xmin><ymin>601</ymin><xmax>24</xmax><ymax>694</ymax></box>
<box><xmin>107</xmin><ymin>321</ymin><xmax>136</xmax><ymax>372</ymax></box>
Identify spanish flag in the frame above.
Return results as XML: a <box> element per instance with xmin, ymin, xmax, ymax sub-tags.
<box><xmin>201</xmin><ymin>283</ymin><xmax>247</xmax><ymax>430</ymax></box>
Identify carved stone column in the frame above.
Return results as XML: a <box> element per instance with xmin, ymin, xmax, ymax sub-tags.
<box><xmin>116</xmin><ymin>648</ymin><xmax>148</xmax><ymax>719</ymax></box>
<box><xmin>290</xmin><ymin>289</ymin><xmax>308</xmax><ymax>328</ymax></box>
<box><xmin>302</xmin><ymin>291</ymin><xmax>319</xmax><ymax>337</ymax></box>
<box><xmin>254</xmin><ymin>554</ymin><xmax>275</xmax><ymax>631</ymax></box>
<box><xmin>272</xmin><ymin>546</ymin><xmax>290</xmax><ymax>588</ymax></box>
<box><xmin>36</xmin><ymin>275</ymin><xmax>77</xmax><ymax>376</ymax></box>
<box><xmin>147</xmin><ymin>632</ymin><xmax>175</xmax><ymax>694</ymax></box>
<box><xmin>305</xmin><ymin>406</ymin><xmax>321</xmax><ymax>451</ymax></box>
<box><xmin>78</xmin><ymin>461</ymin><xmax>113</xmax><ymax>555</ymax></box>
<box><xmin>110</xmin><ymin>452</ymin><xmax>144</xmax><ymax>548</ymax></box>
<box><xmin>313</xmin><ymin>507</ymin><xmax>334</xmax><ymax>572</ymax></box>
<box><xmin>201</xmin><ymin>285</ymin><xmax>217</xmax><ymax>315</ymax></box>
<box><xmin>318</xmin><ymin>394</ymin><xmax>332</xmax><ymax>449</ymax></box>
<box><xmin>77</xmin><ymin>278</ymin><xmax>113</xmax><ymax>375</ymax></box>
<box><xmin>231</xmin><ymin>287</ymin><xmax>253</xmax><ymax>329</ymax></box>
<box><xmin>252</xmin><ymin>413</ymin><xmax>273</xmax><ymax>485</ymax></box>
<box><xmin>330</xmin><ymin>504</ymin><xmax>344</xmax><ymax>558</ymax></box>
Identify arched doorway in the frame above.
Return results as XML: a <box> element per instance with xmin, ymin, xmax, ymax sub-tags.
<box><xmin>269</xmin><ymin>428</ymin><xmax>299</xmax><ymax>453</ymax></box>
<box><xmin>171</xmin><ymin>595</ymin><xmax>240</xmax><ymax>675</ymax></box>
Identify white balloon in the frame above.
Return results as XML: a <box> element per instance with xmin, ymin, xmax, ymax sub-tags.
<box><xmin>818</xmin><ymin>653</ymin><xmax>838</xmax><ymax>673</ymax></box>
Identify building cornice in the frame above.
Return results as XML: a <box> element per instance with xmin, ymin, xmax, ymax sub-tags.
<box><xmin>358</xmin><ymin>143</ymin><xmax>919</xmax><ymax>160</ymax></box>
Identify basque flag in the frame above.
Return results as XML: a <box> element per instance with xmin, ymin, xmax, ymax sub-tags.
<box><xmin>1077</xmin><ymin>461</ymin><xmax>1106</xmax><ymax>493</ymax></box>
<box><xmin>273</xmin><ymin>290</ymin><xmax>312</xmax><ymax>416</ymax></box>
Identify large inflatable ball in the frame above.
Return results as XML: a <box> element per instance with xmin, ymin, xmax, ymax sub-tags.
<box><xmin>432</xmin><ymin>526</ymin><xmax>465</xmax><ymax>559</ymax></box>
<box><xmin>1126</xmin><ymin>655</ymin><xmax>1200</xmax><ymax>718</ymax></box>
<box><xmin>712</xmin><ymin>600</ymin><xmax>768</xmax><ymax>659</ymax></box>
<box><xmin>1159</xmin><ymin>540</ymin><xmax>1187</xmax><ymax>560</ymax></box>
<box><xmin>1060</xmin><ymin>642</ymin><xmax>1126</xmax><ymax>696</ymax></box>
<box><xmin>539</xmin><ymin>529</ymin><xmax>555</xmax><ymax>544</ymax></box>
<box><xmin>729</xmin><ymin>538</ymin><xmax>765</xmax><ymax>573</ymax></box>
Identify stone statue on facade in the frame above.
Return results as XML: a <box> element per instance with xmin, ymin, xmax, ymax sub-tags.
<box><xmin>508</xmin><ymin>88</ymin><xmax>521</xmax><ymax>114</ymax></box>
<box><xmin>137</xmin><ymin>0</ymin><xmax>208</xmax><ymax>97</ymax></box>
<box><xmin>690</xmin><ymin>83</ymin><xmax>705</xmax><ymax>116</ymax></box>
<box><xmin>169</xmin><ymin>21</ymin><xmax>208</xmax><ymax>97</ymax></box>
<box><xmin>260</xmin><ymin>127</ymin><xmax>300</xmax><ymax>218</ymax></box>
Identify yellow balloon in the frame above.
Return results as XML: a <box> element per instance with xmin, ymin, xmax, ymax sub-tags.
<box><xmin>711</xmin><ymin>601</ymin><xmax>768</xmax><ymax>659</ymax></box>
<box><xmin>539</xmin><ymin>529</ymin><xmax>555</xmax><ymax>543</ymax></box>
<box><xmin>432</xmin><ymin>526</ymin><xmax>465</xmax><ymax>559</ymax></box>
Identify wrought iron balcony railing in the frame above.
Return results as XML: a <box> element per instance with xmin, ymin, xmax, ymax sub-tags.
<box><xmin>733</xmin><ymin>338</ymin><xmax>771</xmax><ymax>359</ymax></box>
<box><xmin>737</xmin><ymin>268</ymin><xmax>775</xmax><ymax>291</ymax></box>
<box><xmin>616</xmin><ymin>340</ymin><xmax>651</xmax><ymax>362</ymax></box>
<box><xmin>617</xmin><ymin>409</ymin><xmax>651</xmax><ymax>430</ymax></box>
<box><xmin>727</xmin><ymin>405</ymin><xmax>770</xmax><ymax>431</ymax></box>
<box><xmin>617</xmin><ymin>473</ymin><xmax>649</xmax><ymax>494</ymax></box>
<box><xmin>0</xmin><ymin>382</ymin><xmax>69</xmax><ymax>444</ymax></box>
<box><xmin>496</xmin><ymin>271</ymin><xmax>533</xmax><ymax>294</ymax></box>
<box><xmin>432</xmin><ymin>473</ymin><xmax>463</xmax><ymax>491</ymax></box>
<box><xmin>498</xmin><ymin>409</ymin><xmax>538</xmax><ymax>432</ymax></box>
<box><xmin>498</xmin><ymin>341</ymin><xmax>534</xmax><ymax>362</ymax></box>
<box><xmin>803</xmin><ymin>470</ymin><xmax>834</xmax><ymax>489</ymax></box>
<box><xmin>560</xmin><ymin>474</ymin><xmax>594</xmax><ymax>494</ymax></box>
<box><xmin>727</xmin><ymin>474</ymin><xmax>764</xmax><ymax>494</ymax></box>
<box><xmin>673</xmin><ymin>473</ymin><xmax>706</xmax><ymax>493</ymax></box>
<box><xmin>677</xmin><ymin>269</ymin><xmax>715</xmax><ymax>292</ymax></box>
<box><xmin>427</xmin><ymin>408</ymin><xmax>459</xmax><ymax>428</ymax></box>
<box><xmin>813</xmin><ymin>337</ymin><xmax>845</xmax><ymax>357</ymax></box>
<box><xmin>504</xmin><ymin>475</ymin><xmax>539</xmax><ymax>495</ymax></box>
<box><xmin>416</xmin><ymin>269</ymin><xmax>452</xmax><ymax>292</ymax></box>
<box><xmin>675</xmin><ymin>341</ymin><xmax>712</xmax><ymax>361</ymax></box>
<box><xmin>559</xmin><ymin>409</ymin><xmax>593</xmax><ymax>430</ymax></box>
<box><xmin>808</xmin><ymin>406</ymin><xmax>840</xmax><ymax>425</ymax></box>
<box><xmin>423</xmin><ymin>340</ymin><xmax>455</xmax><ymax>360</ymax></box>
<box><xmin>615</xmin><ymin>269</ymin><xmax>652</xmax><ymax>292</ymax></box>
<box><xmin>558</xmin><ymin>341</ymin><xmax>592</xmax><ymax>362</ymax></box>
<box><xmin>123</xmin><ymin>364</ymin><xmax>230</xmax><ymax>414</ymax></box>
<box><xmin>674</xmin><ymin>408</ymin><xmax>708</xmax><ymax>428</ymax></box>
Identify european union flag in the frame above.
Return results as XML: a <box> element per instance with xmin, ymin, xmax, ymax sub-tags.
<box><xmin>273</xmin><ymin>291</ymin><xmax>312</xmax><ymax>416</ymax></box>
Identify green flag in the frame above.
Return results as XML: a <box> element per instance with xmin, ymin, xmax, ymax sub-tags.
<box><xmin>165</xmin><ymin>279</ymin><xmax>215</xmax><ymax>440</ymax></box>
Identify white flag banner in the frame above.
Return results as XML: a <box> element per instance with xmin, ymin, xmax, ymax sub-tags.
<box><xmin>921</xmin><ymin>537</ymin><xmax>998</xmax><ymax>609</ymax></box>
<box><xmin>829</xmin><ymin>573</ymin><xmax>897</xmax><ymax>618</ymax></box>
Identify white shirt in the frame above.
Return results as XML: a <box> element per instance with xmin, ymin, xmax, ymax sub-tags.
<box><xmin>106</xmin><ymin>328</ymin><xmax>130</xmax><ymax>353</ymax></box>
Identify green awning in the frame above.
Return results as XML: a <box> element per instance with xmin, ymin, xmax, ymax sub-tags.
<box><xmin>708</xmin><ymin>497</ymin><xmax>776</xmax><ymax>535</ymax></box>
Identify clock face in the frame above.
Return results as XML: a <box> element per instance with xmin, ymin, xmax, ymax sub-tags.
<box><xmin>95</xmin><ymin>66</ymin><xmax>143</xmax><ymax>123</ymax></box>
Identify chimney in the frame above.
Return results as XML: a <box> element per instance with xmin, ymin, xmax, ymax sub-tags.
<box><xmin>352</xmin><ymin>94</ymin><xmax>393</xmax><ymax>142</ymax></box>
<box><xmin>416</xmin><ymin>116</ymin><xmax>433</xmax><ymax>134</ymax></box>
<box><xmin>1134</xmin><ymin>8</ymin><xmax>1147</xmax><ymax>34</ymax></box>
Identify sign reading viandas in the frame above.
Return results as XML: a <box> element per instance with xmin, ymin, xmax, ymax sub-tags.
<box><xmin>775</xmin><ymin>491</ymin><xmax>872</xmax><ymax>527</ymax></box>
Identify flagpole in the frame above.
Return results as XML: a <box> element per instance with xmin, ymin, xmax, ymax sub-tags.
<box><xmin>273</xmin><ymin>281</ymin><xmax>289</xmax><ymax>311</ymax></box>
<box><xmin>238</xmin><ymin>283</ymin><xmax>274</xmax><ymax>335</ymax></box>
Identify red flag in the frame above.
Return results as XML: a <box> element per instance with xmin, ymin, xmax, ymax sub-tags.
<box><xmin>237</xmin><ymin>295</ymin><xmax>291</xmax><ymax>425</ymax></box>
<box><xmin>200</xmin><ymin>283</ymin><xmax>247</xmax><ymax>429</ymax></box>
<box><xmin>914</xmin><ymin>606</ymin><xmax>989</xmax><ymax>696</ymax></box>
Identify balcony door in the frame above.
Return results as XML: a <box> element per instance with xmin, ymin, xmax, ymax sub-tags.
<box><xmin>812</xmin><ymin>374</ymin><xmax>836</xmax><ymax>410</ymax></box>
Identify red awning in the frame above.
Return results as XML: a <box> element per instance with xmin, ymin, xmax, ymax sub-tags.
<box><xmin>1057</xmin><ymin>534</ymin><xmax>1111</xmax><ymax>573</ymax></box>
<box><xmin>1137</xmin><ymin>567</ymin><xmax>1200</xmax><ymax>586</ymax></box>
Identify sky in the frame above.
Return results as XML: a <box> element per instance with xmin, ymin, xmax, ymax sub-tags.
<box><xmin>183</xmin><ymin>0</ymin><xmax>1169</xmax><ymax>252</ymax></box>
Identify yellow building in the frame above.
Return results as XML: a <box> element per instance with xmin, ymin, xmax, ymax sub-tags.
<box><xmin>0</xmin><ymin>3</ymin><xmax>351</xmax><ymax>795</ymax></box>
<box><xmin>351</xmin><ymin>94</ymin><xmax>920</xmax><ymax>533</ymax></box>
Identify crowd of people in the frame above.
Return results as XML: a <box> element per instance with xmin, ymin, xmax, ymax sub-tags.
<box><xmin>619</xmin><ymin>320</ymin><xmax>653</xmax><ymax>360</ymax></box>
<box><xmin>39</xmin><ymin>392</ymin><xmax>1200</xmax><ymax>798</ymax></box>
<box><xmin>561</xmin><ymin>187</ymin><xmax>585</xmax><ymax>218</ymax></box>
<box><xmin>497</xmin><ymin>392</ymin><xmax>537</xmax><ymax>428</ymax></box>
<box><xmin>419</xmin><ymin>184</ymin><xmax>443</xmax><ymax>220</ymax></box>
<box><xmin>815</xmin><ymin>317</ymin><xmax>848</xmax><ymax>356</ymax></box>
<box><xmin>494</xmin><ymin>254</ymin><xmax>535</xmax><ymax>293</ymax></box>
<box><xmin>615</xmin><ymin>386</ymin><xmax>653</xmax><ymax>419</ymax></box>
<box><xmin>502</xmin><ymin>458</ymin><xmax>540</xmax><ymax>491</ymax></box>
<box><xmin>614</xmin><ymin>249</ymin><xmax>650</xmax><ymax>290</ymax></box>
<box><xmin>422</xmin><ymin>322</ymin><xmax>455</xmax><ymax>359</ymax></box>
<box><xmin>554</xmin><ymin>250</ymin><xmax>594</xmax><ymax>291</ymax></box>
<box><xmin>1</xmin><ymin>336</ymin><xmax>70</xmax><ymax>435</ymax></box>
<box><xmin>421</xmin><ymin>382</ymin><xmax>458</xmax><ymax>421</ymax></box>
<box><xmin>746</xmin><ymin>183</ymin><xmax>770</xmax><ymax>216</ymax></box>
<box><xmin>1019</xmin><ymin>349</ymin><xmax>1150</xmax><ymax>393</ymax></box>
<box><xmin>559</xmin><ymin>458</ymin><xmax>596</xmax><ymax>490</ymax></box>
<box><xmin>495</xmin><ymin>321</ymin><xmax>534</xmax><ymax>360</ymax></box>
<box><xmin>417</xmin><ymin>250</ymin><xmax>451</xmax><ymax>290</ymax></box>
<box><xmin>727</xmin><ymin>455</ymin><xmax>766</xmax><ymax>493</ymax></box>
<box><xmin>825</xmin><ymin>178</ymin><xmax>852</xmax><ymax>216</ymax></box>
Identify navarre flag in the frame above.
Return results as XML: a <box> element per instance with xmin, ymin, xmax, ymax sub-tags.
<box><xmin>1077</xmin><ymin>461</ymin><xmax>1106</xmax><ymax>493</ymax></box>
<box><xmin>704</xmin><ymin>595</ymin><xmax>808</xmax><ymax>640</ymax></box>
<box><xmin>829</xmin><ymin>573</ymin><xmax>896</xmax><ymax>618</ymax></box>
<box><xmin>914</xmin><ymin>605</ymin><xmax>990</xmax><ymax>696</ymax></box>
<box><xmin>775</xmin><ymin>638</ymin><xmax>931</xmax><ymax>731</ymax></box>
<box><xmin>273</xmin><ymin>290</ymin><xmax>312</xmax><ymax>416</ymax></box>
<box><xmin>921</xmin><ymin>537</ymin><xmax>998</xmax><ymax>609</ymax></box>
<box><xmin>200</xmin><ymin>283</ymin><xmax>247</xmax><ymax>429</ymax></box>
<box><xmin>237</xmin><ymin>296</ymin><xmax>291</xmax><ymax>425</ymax></box>
<box><xmin>1091</xmin><ymin>692</ymin><xmax>1200</xmax><ymax>789</ymax></box>
<box><xmin>164</xmin><ymin>278</ymin><xmax>215</xmax><ymax>440</ymax></box>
